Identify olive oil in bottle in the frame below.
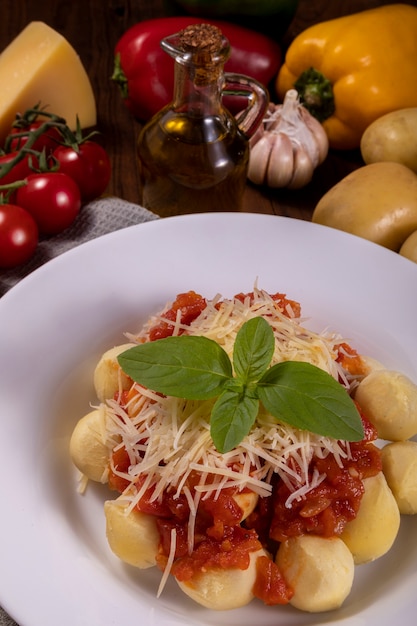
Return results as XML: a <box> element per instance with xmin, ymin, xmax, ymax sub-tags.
<box><xmin>137</xmin><ymin>23</ymin><xmax>268</xmax><ymax>217</ymax></box>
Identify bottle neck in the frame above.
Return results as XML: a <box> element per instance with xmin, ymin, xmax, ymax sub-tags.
<box><xmin>172</xmin><ymin>60</ymin><xmax>225</xmax><ymax>117</ymax></box>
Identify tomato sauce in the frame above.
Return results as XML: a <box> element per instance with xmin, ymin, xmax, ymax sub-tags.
<box><xmin>148</xmin><ymin>291</ymin><xmax>207</xmax><ymax>341</ymax></box>
<box><xmin>336</xmin><ymin>342</ymin><xmax>368</xmax><ymax>376</ymax></box>
<box><xmin>108</xmin><ymin>446</ymin><xmax>131</xmax><ymax>493</ymax></box>
<box><xmin>246</xmin><ymin>414</ymin><xmax>382</xmax><ymax>546</ymax></box>
<box><xmin>234</xmin><ymin>291</ymin><xmax>301</xmax><ymax>318</ymax></box>
<box><xmin>254</xmin><ymin>555</ymin><xmax>294</xmax><ymax>605</ymax></box>
<box><xmin>106</xmin><ymin>290</ymin><xmax>383</xmax><ymax>606</ymax></box>
<box><xmin>108</xmin><ymin>412</ymin><xmax>381</xmax><ymax>605</ymax></box>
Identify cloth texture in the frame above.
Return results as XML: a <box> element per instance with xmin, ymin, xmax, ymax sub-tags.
<box><xmin>0</xmin><ymin>197</ymin><xmax>158</xmax><ymax>625</ymax></box>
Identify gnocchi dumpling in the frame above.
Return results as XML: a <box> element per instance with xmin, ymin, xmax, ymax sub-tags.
<box><xmin>234</xmin><ymin>490</ymin><xmax>259</xmax><ymax>521</ymax></box>
<box><xmin>69</xmin><ymin>407</ymin><xmax>110</xmax><ymax>482</ymax></box>
<box><xmin>354</xmin><ymin>370</ymin><xmax>417</xmax><ymax>441</ymax></box>
<box><xmin>93</xmin><ymin>343</ymin><xmax>135</xmax><ymax>402</ymax></box>
<box><xmin>104</xmin><ymin>499</ymin><xmax>160</xmax><ymax>569</ymax></box>
<box><xmin>276</xmin><ymin>535</ymin><xmax>354</xmax><ymax>613</ymax></box>
<box><xmin>340</xmin><ymin>472</ymin><xmax>400</xmax><ymax>564</ymax></box>
<box><xmin>177</xmin><ymin>547</ymin><xmax>267</xmax><ymax>610</ymax></box>
<box><xmin>381</xmin><ymin>440</ymin><xmax>417</xmax><ymax>514</ymax></box>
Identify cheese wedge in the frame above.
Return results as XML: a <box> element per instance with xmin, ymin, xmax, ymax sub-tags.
<box><xmin>0</xmin><ymin>21</ymin><xmax>97</xmax><ymax>144</ymax></box>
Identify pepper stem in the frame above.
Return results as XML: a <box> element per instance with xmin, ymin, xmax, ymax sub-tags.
<box><xmin>293</xmin><ymin>67</ymin><xmax>335</xmax><ymax>123</ymax></box>
<box><xmin>111</xmin><ymin>53</ymin><xmax>129</xmax><ymax>99</ymax></box>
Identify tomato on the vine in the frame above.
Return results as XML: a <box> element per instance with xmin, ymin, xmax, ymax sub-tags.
<box><xmin>7</xmin><ymin>121</ymin><xmax>62</xmax><ymax>154</ymax></box>
<box><xmin>0</xmin><ymin>204</ymin><xmax>38</xmax><ymax>269</ymax></box>
<box><xmin>0</xmin><ymin>151</ymin><xmax>34</xmax><ymax>186</ymax></box>
<box><xmin>16</xmin><ymin>173</ymin><xmax>81</xmax><ymax>235</ymax></box>
<box><xmin>53</xmin><ymin>141</ymin><xmax>111</xmax><ymax>202</ymax></box>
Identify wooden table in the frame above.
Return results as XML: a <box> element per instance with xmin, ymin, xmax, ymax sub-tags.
<box><xmin>2</xmin><ymin>0</ymin><xmax>416</xmax><ymax>220</ymax></box>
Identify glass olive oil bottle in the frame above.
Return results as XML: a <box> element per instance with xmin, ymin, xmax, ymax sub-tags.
<box><xmin>137</xmin><ymin>23</ymin><xmax>268</xmax><ymax>217</ymax></box>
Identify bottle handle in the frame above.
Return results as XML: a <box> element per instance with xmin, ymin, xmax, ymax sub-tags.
<box><xmin>222</xmin><ymin>73</ymin><xmax>269</xmax><ymax>138</ymax></box>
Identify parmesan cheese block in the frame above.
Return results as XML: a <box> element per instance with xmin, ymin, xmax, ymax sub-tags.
<box><xmin>0</xmin><ymin>21</ymin><xmax>96</xmax><ymax>144</ymax></box>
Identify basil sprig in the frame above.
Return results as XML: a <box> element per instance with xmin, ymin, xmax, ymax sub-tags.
<box><xmin>118</xmin><ymin>317</ymin><xmax>364</xmax><ymax>453</ymax></box>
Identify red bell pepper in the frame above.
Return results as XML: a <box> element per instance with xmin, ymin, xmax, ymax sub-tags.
<box><xmin>112</xmin><ymin>16</ymin><xmax>281</xmax><ymax>121</ymax></box>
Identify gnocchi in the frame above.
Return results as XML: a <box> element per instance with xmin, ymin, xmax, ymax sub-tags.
<box><xmin>104</xmin><ymin>499</ymin><xmax>160</xmax><ymax>569</ymax></box>
<box><xmin>340</xmin><ymin>473</ymin><xmax>400</xmax><ymax>564</ymax></box>
<box><xmin>276</xmin><ymin>536</ymin><xmax>354</xmax><ymax>612</ymax></box>
<box><xmin>93</xmin><ymin>343</ymin><xmax>135</xmax><ymax>402</ymax></box>
<box><xmin>177</xmin><ymin>547</ymin><xmax>267</xmax><ymax>610</ymax></box>
<box><xmin>354</xmin><ymin>369</ymin><xmax>417</xmax><ymax>441</ymax></box>
<box><xmin>70</xmin><ymin>288</ymin><xmax>417</xmax><ymax>615</ymax></box>
<box><xmin>69</xmin><ymin>407</ymin><xmax>110</xmax><ymax>482</ymax></box>
<box><xmin>381</xmin><ymin>441</ymin><xmax>417</xmax><ymax>514</ymax></box>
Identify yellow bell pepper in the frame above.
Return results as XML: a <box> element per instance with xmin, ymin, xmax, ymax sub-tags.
<box><xmin>276</xmin><ymin>4</ymin><xmax>417</xmax><ymax>150</ymax></box>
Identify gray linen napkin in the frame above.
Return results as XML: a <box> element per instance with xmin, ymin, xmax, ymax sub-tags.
<box><xmin>0</xmin><ymin>196</ymin><xmax>158</xmax><ymax>626</ymax></box>
<box><xmin>0</xmin><ymin>613</ymin><xmax>16</xmax><ymax>626</ymax></box>
<box><xmin>0</xmin><ymin>195</ymin><xmax>159</xmax><ymax>297</ymax></box>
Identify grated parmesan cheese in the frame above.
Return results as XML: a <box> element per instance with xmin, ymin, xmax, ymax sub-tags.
<box><xmin>104</xmin><ymin>287</ymin><xmax>364</xmax><ymax>519</ymax></box>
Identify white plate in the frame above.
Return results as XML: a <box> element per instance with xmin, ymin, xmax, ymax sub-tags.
<box><xmin>1</xmin><ymin>213</ymin><xmax>417</xmax><ymax>626</ymax></box>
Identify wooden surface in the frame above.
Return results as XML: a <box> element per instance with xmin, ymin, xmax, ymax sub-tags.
<box><xmin>1</xmin><ymin>0</ymin><xmax>416</xmax><ymax>219</ymax></box>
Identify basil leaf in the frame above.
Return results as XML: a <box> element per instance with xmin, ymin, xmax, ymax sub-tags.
<box><xmin>211</xmin><ymin>388</ymin><xmax>259</xmax><ymax>453</ymax></box>
<box><xmin>257</xmin><ymin>361</ymin><xmax>364</xmax><ymax>442</ymax></box>
<box><xmin>233</xmin><ymin>316</ymin><xmax>275</xmax><ymax>383</ymax></box>
<box><xmin>118</xmin><ymin>335</ymin><xmax>233</xmax><ymax>400</ymax></box>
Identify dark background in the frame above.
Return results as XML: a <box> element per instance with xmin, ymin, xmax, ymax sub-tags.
<box><xmin>2</xmin><ymin>0</ymin><xmax>416</xmax><ymax>219</ymax></box>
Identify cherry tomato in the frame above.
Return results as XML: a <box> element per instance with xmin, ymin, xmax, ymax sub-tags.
<box><xmin>0</xmin><ymin>151</ymin><xmax>33</xmax><ymax>186</ymax></box>
<box><xmin>16</xmin><ymin>173</ymin><xmax>81</xmax><ymax>235</ymax></box>
<box><xmin>53</xmin><ymin>141</ymin><xmax>111</xmax><ymax>202</ymax></box>
<box><xmin>0</xmin><ymin>204</ymin><xmax>38</xmax><ymax>269</ymax></box>
<box><xmin>7</xmin><ymin>121</ymin><xmax>62</xmax><ymax>154</ymax></box>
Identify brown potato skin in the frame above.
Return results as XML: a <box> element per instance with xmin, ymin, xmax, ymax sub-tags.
<box><xmin>360</xmin><ymin>108</ymin><xmax>417</xmax><ymax>174</ymax></box>
<box><xmin>399</xmin><ymin>230</ymin><xmax>417</xmax><ymax>263</ymax></box>
<box><xmin>312</xmin><ymin>162</ymin><xmax>417</xmax><ymax>251</ymax></box>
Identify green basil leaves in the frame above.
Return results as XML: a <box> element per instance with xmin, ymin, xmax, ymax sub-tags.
<box><xmin>118</xmin><ymin>317</ymin><xmax>364</xmax><ymax>453</ymax></box>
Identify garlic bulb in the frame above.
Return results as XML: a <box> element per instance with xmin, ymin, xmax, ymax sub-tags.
<box><xmin>248</xmin><ymin>89</ymin><xmax>329</xmax><ymax>189</ymax></box>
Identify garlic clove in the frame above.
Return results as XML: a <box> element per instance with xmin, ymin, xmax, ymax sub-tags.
<box><xmin>246</xmin><ymin>90</ymin><xmax>329</xmax><ymax>189</ymax></box>
<box><xmin>288</xmin><ymin>146</ymin><xmax>315</xmax><ymax>189</ymax></box>
<box><xmin>248</xmin><ymin>134</ymin><xmax>274</xmax><ymax>185</ymax></box>
<box><xmin>266</xmin><ymin>132</ymin><xmax>294</xmax><ymax>188</ymax></box>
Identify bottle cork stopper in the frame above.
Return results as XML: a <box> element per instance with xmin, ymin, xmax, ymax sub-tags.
<box><xmin>178</xmin><ymin>23</ymin><xmax>223</xmax><ymax>53</ymax></box>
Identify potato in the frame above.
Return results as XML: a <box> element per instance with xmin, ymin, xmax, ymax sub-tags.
<box><xmin>381</xmin><ymin>441</ymin><xmax>417</xmax><ymax>514</ymax></box>
<box><xmin>93</xmin><ymin>343</ymin><xmax>135</xmax><ymax>402</ymax></box>
<box><xmin>354</xmin><ymin>369</ymin><xmax>417</xmax><ymax>441</ymax></box>
<box><xmin>360</xmin><ymin>108</ymin><xmax>417</xmax><ymax>174</ymax></box>
<box><xmin>177</xmin><ymin>547</ymin><xmax>266</xmax><ymax>610</ymax></box>
<box><xmin>276</xmin><ymin>536</ymin><xmax>354</xmax><ymax>612</ymax></box>
<box><xmin>312</xmin><ymin>162</ymin><xmax>417</xmax><ymax>251</ymax></box>
<box><xmin>340</xmin><ymin>472</ymin><xmax>400</xmax><ymax>564</ymax></box>
<box><xmin>399</xmin><ymin>229</ymin><xmax>417</xmax><ymax>263</ymax></box>
<box><xmin>69</xmin><ymin>407</ymin><xmax>110</xmax><ymax>482</ymax></box>
<box><xmin>104</xmin><ymin>499</ymin><xmax>160</xmax><ymax>569</ymax></box>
